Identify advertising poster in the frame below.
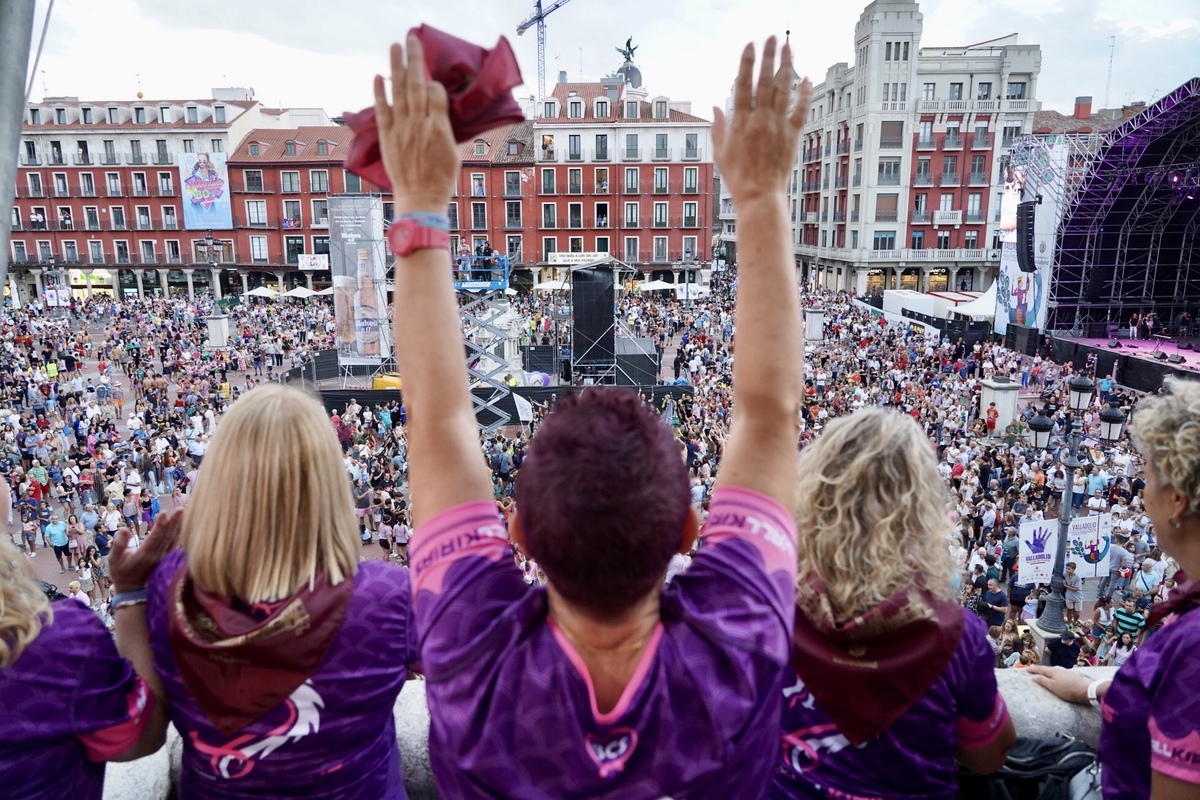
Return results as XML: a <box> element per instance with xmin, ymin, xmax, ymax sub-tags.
<box><xmin>1067</xmin><ymin>513</ymin><xmax>1113</xmax><ymax>579</ymax></box>
<box><xmin>179</xmin><ymin>151</ymin><xmax>233</xmax><ymax>230</ymax></box>
<box><xmin>1018</xmin><ymin>519</ymin><xmax>1058</xmax><ymax>585</ymax></box>
<box><xmin>329</xmin><ymin>195</ymin><xmax>389</xmax><ymax>365</ymax></box>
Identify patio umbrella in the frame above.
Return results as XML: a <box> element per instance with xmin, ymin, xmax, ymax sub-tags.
<box><xmin>315</xmin><ymin>286</ymin><xmax>335</xmax><ymax>296</ymax></box>
<box><xmin>638</xmin><ymin>280</ymin><xmax>675</xmax><ymax>291</ymax></box>
<box><xmin>246</xmin><ymin>286</ymin><xmax>278</xmax><ymax>298</ymax></box>
<box><xmin>284</xmin><ymin>286</ymin><xmax>316</xmax><ymax>298</ymax></box>
<box><xmin>533</xmin><ymin>280</ymin><xmax>570</xmax><ymax>291</ymax></box>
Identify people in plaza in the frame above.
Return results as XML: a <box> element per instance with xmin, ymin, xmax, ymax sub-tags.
<box><xmin>381</xmin><ymin>34</ymin><xmax>807</xmax><ymax>796</ymax></box>
<box><xmin>123</xmin><ymin>384</ymin><xmax>417</xmax><ymax>797</ymax></box>
<box><xmin>1030</xmin><ymin>377</ymin><xmax>1200</xmax><ymax>797</ymax></box>
<box><xmin>0</xmin><ymin>537</ymin><xmax>168</xmax><ymax>798</ymax></box>
<box><xmin>774</xmin><ymin>408</ymin><xmax>1015</xmax><ymax>798</ymax></box>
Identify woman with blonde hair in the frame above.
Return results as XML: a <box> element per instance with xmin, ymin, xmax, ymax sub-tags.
<box><xmin>123</xmin><ymin>384</ymin><xmax>416</xmax><ymax>798</ymax></box>
<box><xmin>0</xmin><ymin>536</ymin><xmax>167</xmax><ymax>797</ymax></box>
<box><xmin>773</xmin><ymin>408</ymin><xmax>1015</xmax><ymax>799</ymax></box>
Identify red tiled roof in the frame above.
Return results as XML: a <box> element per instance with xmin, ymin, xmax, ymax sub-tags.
<box><xmin>456</xmin><ymin>121</ymin><xmax>535</xmax><ymax>165</ymax></box>
<box><xmin>1031</xmin><ymin>110</ymin><xmax>1124</xmax><ymax>135</ymax></box>
<box><xmin>227</xmin><ymin>127</ymin><xmax>354</xmax><ymax>163</ymax></box>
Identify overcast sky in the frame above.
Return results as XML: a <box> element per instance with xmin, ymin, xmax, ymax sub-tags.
<box><xmin>26</xmin><ymin>0</ymin><xmax>1200</xmax><ymax>122</ymax></box>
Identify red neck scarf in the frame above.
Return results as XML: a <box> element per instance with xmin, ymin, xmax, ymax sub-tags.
<box><xmin>791</xmin><ymin>573</ymin><xmax>964</xmax><ymax>745</ymax></box>
<box><xmin>167</xmin><ymin>564</ymin><xmax>353</xmax><ymax>736</ymax></box>
<box><xmin>1149</xmin><ymin>570</ymin><xmax>1200</xmax><ymax>627</ymax></box>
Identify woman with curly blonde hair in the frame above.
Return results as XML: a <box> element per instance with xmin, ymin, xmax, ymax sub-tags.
<box><xmin>0</xmin><ymin>536</ymin><xmax>167</xmax><ymax>798</ymax></box>
<box><xmin>1031</xmin><ymin>377</ymin><xmax>1200</xmax><ymax>798</ymax></box>
<box><xmin>773</xmin><ymin>408</ymin><xmax>1015</xmax><ymax>799</ymax></box>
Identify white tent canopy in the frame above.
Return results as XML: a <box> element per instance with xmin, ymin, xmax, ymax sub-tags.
<box><xmin>638</xmin><ymin>280</ymin><xmax>675</xmax><ymax>291</ymax></box>
<box><xmin>246</xmin><ymin>286</ymin><xmax>278</xmax><ymax>299</ymax></box>
<box><xmin>534</xmin><ymin>280</ymin><xmax>570</xmax><ymax>291</ymax></box>
<box><xmin>951</xmin><ymin>281</ymin><xmax>998</xmax><ymax>319</ymax></box>
<box><xmin>284</xmin><ymin>286</ymin><xmax>316</xmax><ymax>298</ymax></box>
<box><xmin>314</xmin><ymin>286</ymin><xmax>335</xmax><ymax>296</ymax></box>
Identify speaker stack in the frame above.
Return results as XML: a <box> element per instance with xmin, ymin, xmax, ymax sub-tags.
<box><xmin>1015</xmin><ymin>201</ymin><xmax>1037</xmax><ymax>274</ymax></box>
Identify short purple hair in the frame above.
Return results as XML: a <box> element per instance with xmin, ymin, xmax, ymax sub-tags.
<box><xmin>516</xmin><ymin>388</ymin><xmax>689</xmax><ymax>620</ymax></box>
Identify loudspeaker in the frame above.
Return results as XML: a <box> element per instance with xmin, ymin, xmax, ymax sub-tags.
<box><xmin>522</xmin><ymin>345</ymin><xmax>557</xmax><ymax>375</ymax></box>
<box><xmin>1155</xmin><ymin>351</ymin><xmax>1169</xmax><ymax>360</ymax></box>
<box><xmin>1016</xmin><ymin>201</ymin><xmax>1037</xmax><ymax>273</ymax></box>
<box><xmin>1108</xmin><ymin>339</ymin><xmax>1122</xmax><ymax>348</ymax></box>
<box><xmin>1169</xmin><ymin>354</ymin><xmax>1186</xmax><ymax>364</ymax></box>
<box><xmin>571</xmin><ymin>267</ymin><xmax>616</xmax><ymax>366</ymax></box>
<box><xmin>1181</xmin><ymin>342</ymin><xmax>1195</xmax><ymax>351</ymax></box>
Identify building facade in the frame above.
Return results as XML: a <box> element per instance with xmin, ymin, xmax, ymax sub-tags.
<box><xmin>795</xmin><ymin>0</ymin><xmax>1041</xmax><ymax>295</ymax></box>
<box><xmin>532</xmin><ymin>69</ymin><xmax>714</xmax><ymax>280</ymax></box>
<box><xmin>7</xmin><ymin>89</ymin><xmax>332</xmax><ymax>303</ymax></box>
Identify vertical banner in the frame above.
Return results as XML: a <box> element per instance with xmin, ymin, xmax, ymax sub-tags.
<box><xmin>1067</xmin><ymin>513</ymin><xmax>1112</xmax><ymax>579</ymax></box>
<box><xmin>1018</xmin><ymin>519</ymin><xmax>1058</xmax><ymax>585</ymax></box>
<box><xmin>178</xmin><ymin>152</ymin><xmax>233</xmax><ymax>230</ymax></box>
<box><xmin>329</xmin><ymin>195</ymin><xmax>390</xmax><ymax>365</ymax></box>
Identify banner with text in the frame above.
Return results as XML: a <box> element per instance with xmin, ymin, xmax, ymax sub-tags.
<box><xmin>1067</xmin><ymin>513</ymin><xmax>1113</xmax><ymax>579</ymax></box>
<box><xmin>178</xmin><ymin>151</ymin><xmax>233</xmax><ymax>230</ymax></box>
<box><xmin>329</xmin><ymin>195</ymin><xmax>389</xmax><ymax>365</ymax></box>
<box><xmin>1018</xmin><ymin>519</ymin><xmax>1058</xmax><ymax>585</ymax></box>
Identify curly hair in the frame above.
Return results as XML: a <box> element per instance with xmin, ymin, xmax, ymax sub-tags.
<box><xmin>1130</xmin><ymin>377</ymin><xmax>1200</xmax><ymax>518</ymax></box>
<box><xmin>795</xmin><ymin>407</ymin><xmax>956</xmax><ymax>620</ymax></box>
<box><xmin>0</xmin><ymin>538</ymin><xmax>53</xmax><ymax>668</ymax></box>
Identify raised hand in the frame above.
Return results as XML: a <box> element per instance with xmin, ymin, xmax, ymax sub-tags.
<box><xmin>109</xmin><ymin>508</ymin><xmax>183</xmax><ymax>593</ymax></box>
<box><xmin>373</xmin><ymin>36</ymin><xmax>459</xmax><ymax>213</ymax></box>
<box><xmin>711</xmin><ymin>38</ymin><xmax>812</xmax><ymax>207</ymax></box>
<box><xmin>1026</xmin><ymin>526</ymin><xmax>1051</xmax><ymax>555</ymax></box>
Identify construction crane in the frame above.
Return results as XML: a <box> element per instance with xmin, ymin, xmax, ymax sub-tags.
<box><xmin>516</xmin><ymin>0</ymin><xmax>575</xmax><ymax>108</ymax></box>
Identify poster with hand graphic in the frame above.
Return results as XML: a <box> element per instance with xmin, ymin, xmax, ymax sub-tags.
<box><xmin>1018</xmin><ymin>519</ymin><xmax>1058</xmax><ymax>584</ymax></box>
<box><xmin>1067</xmin><ymin>514</ymin><xmax>1112</xmax><ymax>579</ymax></box>
<box><xmin>178</xmin><ymin>151</ymin><xmax>233</xmax><ymax>230</ymax></box>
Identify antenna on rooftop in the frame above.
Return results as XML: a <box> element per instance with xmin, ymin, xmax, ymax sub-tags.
<box><xmin>1104</xmin><ymin>35</ymin><xmax>1115</xmax><ymax>108</ymax></box>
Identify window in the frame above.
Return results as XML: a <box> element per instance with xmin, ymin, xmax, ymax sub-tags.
<box><xmin>504</xmin><ymin>171</ymin><xmax>521</xmax><ymax>197</ymax></box>
<box><xmin>939</xmin><ymin>193</ymin><xmax>954</xmax><ymax>211</ymax></box>
<box><xmin>55</xmin><ymin>108</ymin><xmax>66</xmax><ymax>124</ymax></box>
<box><xmin>977</xmin><ymin>82</ymin><xmax>992</xmax><ymax>100</ymax></box>
<box><xmin>475</xmin><ymin>142</ymin><xmax>486</xmax><ymax>156</ymax></box>
<box><xmin>542</xmin><ymin>236</ymin><xmax>557</xmax><ymax>256</ymax></box>
<box><xmin>595</xmin><ymin>134</ymin><xmax>608</xmax><ymax>160</ymax></box>
<box><xmin>624</xmin><ymin>236</ymin><xmax>638</xmax><ymax>262</ymax></box>
<box><xmin>134</xmin><ymin>107</ymin><xmax>146</xmax><ymax>124</ymax></box>
<box><xmin>505</xmin><ymin>200</ymin><xmax>521</xmax><ymax>228</ymax></box>
<box><xmin>317</xmin><ymin>141</ymin><xmax>328</xmax><ymax>155</ymax></box>
<box><xmin>136</xmin><ymin>206</ymin><xmax>152</xmax><ymax>229</ymax></box>
<box><xmin>281</xmin><ymin>171</ymin><xmax>300</xmax><ymax>193</ymax></box>
<box><xmin>878</xmin><ymin>157</ymin><xmax>901</xmax><ymax>184</ymax></box>
<box><xmin>684</xmin><ymin>133</ymin><xmax>698</xmax><ymax>158</ymax></box>
<box><xmin>653</xmin><ymin>202</ymin><xmax>667</xmax><ymax>227</ymax></box>
<box><xmin>140</xmin><ymin>241</ymin><xmax>156</xmax><ymax>263</ymax></box>
<box><xmin>283</xmin><ymin>200</ymin><xmax>301</xmax><ymax>227</ymax></box>
<box><xmin>654</xmin><ymin>133</ymin><xmax>668</xmax><ymax>159</ymax></box>
<box><xmin>595</xmin><ymin>236</ymin><xmax>609</xmax><ymax>253</ymax></box>
<box><xmin>82</xmin><ymin>174</ymin><xmax>96</xmax><ymax>196</ymax></box>
<box><xmin>84</xmin><ymin>207</ymin><xmax>99</xmax><ymax>230</ymax></box>
<box><xmin>88</xmin><ymin>241</ymin><xmax>102</xmax><ymax>263</ymax></box>
<box><xmin>472</xmin><ymin>174</ymin><xmax>486</xmax><ymax>196</ymax></box>
<box><xmin>507</xmin><ymin>140</ymin><xmax>520</xmax><ymax>156</ymax></box>
<box><xmin>654</xmin><ymin>168</ymin><xmax>668</xmax><ymax>193</ymax></box>
<box><xmin>285</xmin><ymin>236</ymin><xmax>304</xmax><ymax>265</ymax></box>
<box><xmin>344</xmin><ymin>170</ymin><xmax>362</xmax><ymax>193</ymax></box>
<box><xmin>507</xmin><ymin>235</ymin><xmax>522</xmax><ymax>261</ymax></box>
<box><xmin>654</xmin><ymin>100</ymin><xmax>668</xmax><ymax>119</ymax></box>
<box><xmin>965</xmin><ymin>230</ymin><xmax>979</xmax><ymax>249</ymax></box>
<box><xmin>885</xmin><ymin>42</ymin><xmax>892</xmax><ymax>61</ymax></box>
<box><xmin>625</xmin><ymin>133</ymin><xmax>639</xmax><ymax>158</ymax></box>
<box><xmin>310</xmin><ymin>170</ymin><xmax>329</xmax><ymax>192</ymax></box>
<box><xmin>250</xmin><ymin>236</ymin><xmax>268</xmax><ymax>262</ymax></box>
<box><xmin>624</xmin><ymin>167</ymin><xmax>639</xmax><ymax>193</ymax></box>
<box><xmin>187</xmin><ymin>106</ymin><xmax>198</xmax><ymax>123</ymax></box>
<box><xmin>110</xmin><ymin>207</ymin><xmax>125</xmax><ymax>229</ymax></box>
<box><xmin>447</xmin><ymin>202</ymin><xmax>459</xmax><ymax>229</ymax></box>
<box><xmin>182</xmin><ymin>139</ymin><xmax>195</xmax><ymax>153</ymax></box>
<box><xmin>595</xmin><ymin>168</ymin><xmax>609</xmax><ymax>193</ymax></box>
<box><xmin>568</xmin><ymin>203</ymin><xmax>583</xmax><ymax>229</ymax></box>
<box><xmin>1006</xmin><ymin>82</ymin><xmax>1027</xmax><ymax>100</ymax></box>
<box><xmin>471</xmin><ymin>202</ymin><xmax>486</xmax><ymax>230</ymax></box>
<box><xmin>899</xmin><ymin>83</ymin><xmax>907</xmax><ymax>102</ymax></box>
<box><xmin>542</xmin><ymin>168</ymin><xmax>556</xmax><ymax>194</ymax></box>
<box><xmin>53</xmin><ymin>173</ymin><xmax>68</xmax><ymax>197</ymax></box>
<box><xmin>249</xmin><ymin>144</ymin><xmax>260</xmax><ymax>157</ymax></box>
<box><xmin>107</xmin><ymin>107</ymin><xmax>118</xmax><ymax>124</ymax></box>
<box><xmin>569</xmin><ymin>100</ymin><xmax>582</xmax><ymax>118</ymax></box>
<box><xmin>902</xmin><ymin>42</ymin><xmax>909</xmax><ymax>61</ymax></box>
<box><xmin>911</xmin><ymin>230</ymin><xmax>924</xmax><ymax>250</ymax></box>
<box><xmin>158</xmin><ymin>107</ymin><xmax>170</xmax><ymax>123</ymax></box>
<box><xmin>937</xmin><ymin>230</ymin><xmax>951</xmax><ymax>250</ymax></box>
<box><xmin>879</xmin><ymin>121</ymin><xmax>903</xmax><ymax>148</ymax></box>
<box><xmin>246</xmin><ymin>200</ymin><xmax>267</xmax><ymax>226</ymax></box>
<box><xmin>625</xmin><ymin>101</ymin><xmax>639</xmax><ymax>119</ymax></box>
<box><xmin>285</xmin><ymin>142</ymin><xmax>296</xmax><ymax>156</ymax></box>
<box><xmin>211</xmin><ymin>139</ymin><xmax>223</xmax><ymax>153</ymax></box>
<box><xmin>82</xmin><ymin>108</ymin><xmax>93</xmax><ymax>124</ymax></box>
<box><xmin>244</xmin><ymin>170</ymin><xmax>264</xmax><ymax>192</ymax></box>
<box><xmin>949</xmin><ymin>83</ymin><xmax>964</xmax><ymax>101</ymax></box>
<box><xmin>683</xmin><ymin>201</ymin><xmax>698</xmax><ymax>228</ymax></box>
<box><xmin>596</xmin><ymin>100</ymin><xmax>608</xmax><ymax>117</ymax></box>
<box><xmin>875</xmin><ymin>193</ymin><xmax>898</xmax><ymax>222</ymax></box>
<box><xmin>923</xmin><ymin>83</ymin><xmax>936</xmax><ymax>101</ymax></box>
<box><xmin>214</xmin><ymin>106</ymin><xmax>227</xmax><ymax>123</ymax></box>
<box><xmin>624</xmin><ymin>201</ymin><xmax>639</xmax><ymax>227</ymax></box>
<box><xmin>165</xmin><ymin>240</ymin><xmax>181</xmax><ymax>263</ymax></box>
<box><xmin>653</xmin><ymin>236</ymin><xmax>668</xmax><ymax>261</ymax></box>
<box><xmin>872</xmin><ymin>231</ymin><xmax>896</xmax><ymax>250</ymax></box>
<box><xmin>568</xmin><ymin>168</ymin><xmax>582</xmax><ymax>194</ymax></box>
<box><xmin>11</xmin><ymin>241</ymin><xmax>27</xmax><ymax>262</ymax></box>
<box><xmin>314</xmin><ymin>235</ymin><xmax>330</xmax><ymax>255</ymax></box>
<box><xmin>543</xmin><ymin>102</ymin><xmax>556</xmax><ymax>118</ymax></box>
<box><xmin>114</xmin><ymin>241</ymin><xmax>129</xmax><ymax>263</ymax></box>
<box><xmin>163</xmin><ymin>207</ymin><xmax>177</xmax><ymax>229</ymax></box>
<box><xmin>129</xmin><ymin>140</ymin><xmax>144</xmax><ymax>164</ymax></box>
<box><xmin>104</xmin><ymin>173</ymin><xmax>120</xmax><ymax>195</ymax></box>
<box><xmin>568</xmin><ymin>134</ymin><xmax>582</xmax><ymax>160</ymax></box>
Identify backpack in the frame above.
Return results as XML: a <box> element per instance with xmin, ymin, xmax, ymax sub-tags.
<box><xmin>957</xmin><ymin>735</ymin><xmax>1099</xmax><ymax>800</ymax></box>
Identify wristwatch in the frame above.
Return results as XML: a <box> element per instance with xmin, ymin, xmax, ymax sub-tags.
<box><xmin>388</xmin><ymin>215</ymin><xmax>450</xmax><ymax>257</ymax></box>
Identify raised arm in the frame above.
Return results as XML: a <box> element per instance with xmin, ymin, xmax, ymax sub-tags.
<box><xmin>711</xmin><ymin>40</ymin><xmax>812</xmax><ymax>505</ymax></box>
<box><xmin>374</xmin><ymin>38</ymin><xmax>493</xmax><ymax>526</ymax></box>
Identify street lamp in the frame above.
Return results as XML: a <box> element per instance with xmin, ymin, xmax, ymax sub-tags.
<box><xmin>1027</xmin><ymin>411</ymin><xmax>1053</xmax><ymax>450</ymax></box>
<box><xmin>1035</xmin><ymin>374</ymin><xmax>1126</xmax><ymax>635</ymax></box>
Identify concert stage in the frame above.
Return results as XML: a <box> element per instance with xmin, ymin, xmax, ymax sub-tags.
<box><xmin>1050</xmin><ymin>334</ymin><xmax>1200</xmax><ymax>393</ymax></box>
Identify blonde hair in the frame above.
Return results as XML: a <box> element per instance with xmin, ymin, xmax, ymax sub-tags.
<box><xmin>0</xmin><ymin>538</ymin><xmax>53</xmax><ymax>668</ymax></box>
<box><xmin>795</xmin><ymin>407</ymin><xmax>956</xmax><ymax>620</ymax></box>
<box><xmin>183</xmin><ymin>384</ymin><xmax>359</xmax><ymax>602</ymax></box>
<box><xmin>1130</xmin><ymin>377</ymin><xmax>1200</xmax><ymax>518</ymax></box>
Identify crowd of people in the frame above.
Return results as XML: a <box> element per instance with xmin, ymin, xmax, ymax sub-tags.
<box><xmin>2</xmin><ymin>34</ymin><xmax>1198</xmax><ymax>800</ymax></box>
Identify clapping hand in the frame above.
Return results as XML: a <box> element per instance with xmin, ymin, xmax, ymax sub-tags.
<box><xmin>109</xmin><ymin>509</ymin><xmax>183</xmax><ymax>594</ymax></box>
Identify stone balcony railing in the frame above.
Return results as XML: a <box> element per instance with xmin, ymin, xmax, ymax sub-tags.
<box><xmin>102</xmin><ymin>668</ymin><xmax>1115</xmax><ymax>799</ymax></box>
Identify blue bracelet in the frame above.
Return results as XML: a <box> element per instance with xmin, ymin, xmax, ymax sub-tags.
<box><xmin>394</xmin><ymin>212</ymin><xmax>450</xmax><ymax>232</ymax></box>
<box><xmin>111</xmin><ymin>588</ymin><xmax>149</xmax><ymax>611</ymax></box>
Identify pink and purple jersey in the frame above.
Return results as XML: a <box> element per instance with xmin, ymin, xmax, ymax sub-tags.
<box><xmin>0</xmin><ymin>601</ymin><xmax>154</xmax><ymax>800</ymax></box>
<box><xmin>771</xmin><ymin>610</ymin><xmax>1009</xmax><ymax>799</ymax></box>
<box><xmin>146</xmin><ymin>550</ymin><xmax>416</xmax><ymax>799</ymax></box>
<box><xmin>1101</xmin><ymin>606</ymin><xmax>1200</xmax><ymax>797</ymax></box>
<box><xmin>411</xmin><ymin>486</ymin><xmax>798</xmax><ymax>798</ymax></box>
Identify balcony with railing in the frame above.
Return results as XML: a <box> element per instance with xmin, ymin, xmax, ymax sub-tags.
<box><xmin>99</xmin><ymin>152</ymin><xmax>121</xmax><ymax>166</ymax></box>
<box><xmin>682</xmin><ymin>147</ymin><xmax>703</xmax><ymax>161</ymax></box>
<box><xmin>623</xmin><ymin>147</ymin><xmax>641</xmax><ymax>161</ymax></box>
<box><xmin>804</xmin><ymin>212</ymin><xmax>819</xmax><ymax>224</ymax></box>
<box><xmin>854</xmin><ymin>139</ymin><xmax>863</xmax><ymax>152</ymax></box>
<box><xmin>1006</xmin><ymin>99</ymin><xmax>1031</xmax><ymax>111</ymax></box>
<box><xmin>820</xmin><ymin>211</ymin><xmax>829</xmax><ymax>223</ymax></box>
<box><xmin>971</xmin><ymin>133</ymin><xmax>994</xmax><ymax>149</ymax></box>
<box><xmin>540</xmin><ymin>215</ymin><xmax>558</xmax><ymax>230</ymax></box>
<box><xmin>913</xmin><ymin>172</ymin><xmax>933</xmax><ymax>186</ymax></box>
<box><xmin>850</xmin><ymin>211</ymin><xmax>860</xmax><ymax>223</ymax></box>
<box><xmin>53</xmin><ymin>184</ymin><xmax>71</xmax><ymax>198</ymax></box>
<box><xmin>566</xmin><ymin>149</ymin><xmax>583</xmax><ymax>162</ymax></box>
<box><xmin>834</xmin><ymin>176</ymin><xmax>847</xmax><ymax>189</ymax></box>
<box><xmin>878</xmin><ymin>173</ymin><xmax>901</xmax><ymax>186</ymax></box>
<box><xmin>836</xmin><ymin>141</ymin><xmax>849</xmax><ymax>156</ymax></box>
<box><xmin>682</xmin><ymin>182</ymin><xmax>699</xmax><ymax>195</ymax></box>
<box><xmin>965</xmin><ymin>210</ymin><xmax>986</xmax><ymax>224</ymax></box>
<box><xmin>652</xmin><ymin>147</ymin><xmax>672</xmax><ymax>161</ymax></box>
<box><xmin>21</xmin><ymin>154</ymin><xmax>41</xmax><ymax>166</ymax></box>
<box><xmin>539</xmin><ymin>147</ymin><xmax>557</xmax><ymax>162</ymax></box>
<box><xmin>916</xmin><ymin>137</ymin><xmax>936</xmax><ymax>150</ymax></box>
<box><xmin>127</xmin><ymin>153</ymin><xmax>147</xmax><ymax>165</ymax></box>
<box><xmin>152</xmin><ymin>152</ymin><xmax>174</xmax><ymax>165</ymax></box>
<box><xmin>852</xmin><ymin>175</ymin><xmax>862</xmax><ymax>188</ymax></box>
<box><xmin>939</xmin><ymin>172</ymin><xmax>961</xmax><ymax>186</ymax></box>
<box><xmin>594</xmin><ymin>216</ymin><xmax>609</xmax><ymax>228</ymax></box>
<box><xmin>592</xmin><ymin>147</ymin><xmax>610</xmax><ymax>162</ymax></box>
<box><xmin>103</xmin><ymin>185</ymin><xmax>123</xmax><ymax>198</ymax></box>
<box><xmin>912</xmin><ymin>210</ymin><xmax>932</xmax><ymax>224</ymax></box>
<box><xmin>73</xmin><ymin>153</ymin><xmax>92</xmax><ymax>166</ymax></box>
<box><xmin>934</xmin><ymin>209</ymin><xmax>962</xmax><ymax>226</ymax></box>
<box><xmin>652</xmin><ymin>215</ymin><xmax>669</xmax><ymax>228</ymax></box>
<box><xmin>824</xmin><ymin>143</ymin><xmax>832</xmax><ymax>157</ymax></box>
<box><xmin>160</xmin><ymin>217</ymin><xmax>180</xmax><ymax>230</ymax></box>
<box><xmin>943</xmin><ymin>134</ymin><xmax>963</xmax><ymax>150</ymax></box>
<box><xmin>832</xmin><ymin>211</ymin><xmax>846</xmax><ymax>223</ymax></box>
<box><xmin>874</xmin><ymin>211</ymin><xmax>900</xmax><ymax>223</ymax></box>
<box><xmin>154</xmin><ymin>185</ymin><xmax>175</xmax><ymax>197</ymax></box>
<box><xmin>878</xmin><ymin>102</ymin><xmax>907</xmax><ymax>112</ymax></box>
<box><xmin>132</xmin><ymin>186</ymin><xmax>152</xmax><ymax>198</ymax></box>
<box><xmin>568</xmin><ymin>214</ymin><xmax>584</xmax><ymax>229</ymax></box>
<box><xmin>822</xmin><ymin>177</ymin><xmax>830</xmax><ymax>190</ymax></box>
<box><xmin>48</xmin><ymin>152</ymin><xmax>66</xmax><ymax>166</ymax></box>
<box><xmin>568</xmin><ymin>180</ymin><xmax>583</xmax><ymax>195</ymax></box>
<box><xmin>879</xmin><ymin>136</ymin><xmax>904</xmax><ymax>149</ymax></box>
<box><xmin>471</xmin><ymin>215</ymin><xmax>488</xmax><ymax>231</ymax></box>
<box><xmin>968</xmin><ymin>172</ymin><xmax>990</xmax><ymax>186</ymax></box>
<box><xmin>540</xmin><ymin>182</ymin><xmax>559</xmax><ymax>195</ymax></box>
<box><xmin>504</xmin><ymin>184</ymin><xmax>522</xmax><ymax>198</ymax></box>
<box><xmin>239</xmin><ymin>179</ymin><xmax>275</xmax><ymax>194</ymax></box>
<box><xmin>1001</xmin><ymin>135</ymin><xmax>1019</xmax><ymax>148</ymax></box>
<box><xmin>622</xmin><ymin>182</ymin><xmax>640</xmax><ymax>194</ymax></box>
<box><xmin>802</xmin><ymin>180</ymin><xmax>819</xmax><ymax>192</ymax></box>
<box><xmin>652</xmin><ymin>182</ymin><xmax>669</xmax><ymax>195</ymax></box>
<box><xmin>503</xmin><ymin>214</ymin><xmax>523</xmax><ymax>231</ymax></box>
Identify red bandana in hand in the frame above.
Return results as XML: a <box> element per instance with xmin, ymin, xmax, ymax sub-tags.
<box><xmin>344</xmin><ymin>25</ymin><xmax>524</xmax><ymax>189</ymax></box>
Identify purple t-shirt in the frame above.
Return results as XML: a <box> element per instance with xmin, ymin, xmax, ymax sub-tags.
<box><xmin>0</xmin><ymin>601</ymin><xmax>150</xmax><ymax>800</ymax></box>
<box><xmin>771</xmin><ymin>609</ymin><xmax>1009</xmax><ymax>799</ymax></box>
<box><xmin>146</xmin><ymin>550</ymin><xmax>415</xmax><ymax>799</ymax></box>
<box><xmin>1100</xmin><ymin>606</ymin><xmax>1200</xmax><ymax>797</ymax></box>
<box><xmin>412</xmin><ymin>486</ymin><xmax>798</xmax><ymax>798</ymax></box>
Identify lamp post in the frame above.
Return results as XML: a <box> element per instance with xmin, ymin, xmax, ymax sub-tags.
<box><xmin>1030</xmin><ymin>375</ymin><xmax>1125</xmax><ymax>635</ymax></box>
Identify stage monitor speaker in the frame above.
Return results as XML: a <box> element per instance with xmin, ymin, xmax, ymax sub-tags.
<box><xmin>1169</xmin><ymin>354</ymin><xmax>1186</xmax><ymax>364</ymax></box>
<box><xmin>1016</xmin><ymin>201</ymin><xmax>1037</xmax><ymax>273</ymax></box>
<box><xmin>1155</xmin><ymin>351</ymin><xmax>1169</xmax><ymax>361</ymax></box>
<box><xmin>1182</xmin><ymin>342</ymin><xmax>1195</xmax><ymax>351</ymax></box>
<box><xmin>571</xmin><ymin>267</ymin><xmax>616</xmax><ymax>366</ymax></box>
<box><xmin>1108</xmin><ymin>339</ymin><xmax>1122</xmax><ymax>348</ymax></box>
